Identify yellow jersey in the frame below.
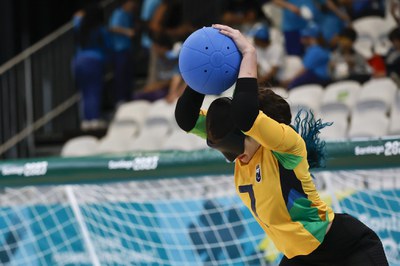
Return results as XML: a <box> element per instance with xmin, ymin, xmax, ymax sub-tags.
<box><xmin>191</xmin><ymin>110</ymin><xmax>335</xmax><ymax>258</ymax></box>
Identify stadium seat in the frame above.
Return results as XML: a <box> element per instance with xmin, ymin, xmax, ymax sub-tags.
<box><xmin>101</xmin><ymin>100</ymin><xmax>152</xmax><ymax>143</ymax></box>
<box><xmin>277</xmin><ymin>56</ymin><xmax>303</xmax><ymax>82</ymax></box>
<box><xmin>288</xmin><ymin>84</ymin><xmax>324</xmax><ymax>118</ymax></box>
<box><xmin>319</xmin><ymin>111</ymin><xmax>349</xmax><ymax>140</ymax></box>
<box><xmin>114</xmin><ymin>100</ymin><xmax>151</xmax><ymax>122</ymax></box>
<box><xmin>355</xmin><ymin>78</ymin><xmax>398</xmax><ymax>113</ymax></box>
<box><xmin>145</xmin><ymin>99</ymin><xmax>176</xmax><ymax>125</ymax></box>
<box><xmin>162</xmin><ymin>129</ymin><xmax>209</xmax><ymax>151</ymax></box>
<box><xmin>61</xmin><ymin>136</ymin><xmax>99</xmax><ymax>157</ymax></box>
<box><xmin>96</xmin><ymin>134</ymin><xmax>136</xmax><ymax>154</ymax></box>
<box><xmin>129</xmin><ymin>123</ymin><xmax>171</xmax><ymax>151</ymax></box>
<box><xmin>353</xmin><ymin>16</ymin><xmax>395</xmax><ymax>57</ymax></box>
<box><xmin>348</xmin><ymin>110</ymin><xmax>390</xmax><ymax>138</ymax></box>
<box><xmin>321</xmin><ymin>80</ymin><xmax>361</xmax><ymax>115</ymax></box>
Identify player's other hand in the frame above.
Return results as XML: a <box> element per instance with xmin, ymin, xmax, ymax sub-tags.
<box><xmin>212</xmin><ymin>24</ymin><xmax>255</xmax><ymax>56</ymax></box>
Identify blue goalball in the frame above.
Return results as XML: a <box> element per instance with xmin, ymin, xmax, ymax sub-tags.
<box><xmin>179</xmin><ymin>27</ymin><xmax>242</xmax><ymax>95</ymax></box>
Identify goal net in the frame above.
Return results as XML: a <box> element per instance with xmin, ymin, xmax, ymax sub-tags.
<box><xmin>0</xmin><ymin>166</ymin><xmax>399</xmax><ymax>265</ymax></box>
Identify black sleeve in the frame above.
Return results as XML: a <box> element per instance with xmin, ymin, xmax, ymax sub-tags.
<box><xmin>231</xmin><ymin>78</ymin><xmax>259</xmax><ymax>132</ymax></box>
<box><xmin>174</xmin><ymin>86</ymin><xmax>205</xmax><ymax>132</ymax></box>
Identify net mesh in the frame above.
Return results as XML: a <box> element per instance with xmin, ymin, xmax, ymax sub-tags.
<box><xmin>0</xmin><ymin>168</ymin><xmax>399</xmax><ymax>265</ymax></box>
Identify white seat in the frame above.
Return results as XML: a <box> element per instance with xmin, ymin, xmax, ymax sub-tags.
<box><xmin>145</xmin><ymin>98</ymin><xmax>176</xmax><ymax>125</ymax></box>
<box><xmin>61</xmin><ymin>136</ymin><xmax>98</xmax><ymax>157</ymax></box>
<box><xmin>277</xmin><ymin>56</ymin><xmax>303</xmax><ymax>82</ymax></box>
<box><xmin>288</xmin><ymin>84</ymin><xmax>324</xmax><ymax>118</ymax></box>
<box><xmin>321</xmin><ymin>81</ymin><xmax>361</xmax><ymax>115</ymax></box>
<box><xmin>319</xmin><ymin>112</ymin><xmax>349</xmax><ymax>140</ymax></box>
<box><xmin>389</xmin><ymin>91</ymin><xmax>400</xmax><ymax>135</ymax></box>
<box><xmin>353</xmin><ymin>16</ymin><xmax>393</xmax><ymax>57</ymax></box>
<box><xmin>106</xmin><ymin>100</ymin><xmax>152</xmax><ymax>140</ymax></box>
<box><xmin>129</xmin><ymin>123</ymin><xmax>172</xmax><ymax>151</ymax></box>
<box><xmin>96</xmin><ymin>135</ymin><xmax>136</xmax><ymax>154</ymax></box>
<box><xmin>105</xmin><ymin>120</ymin><xmax>139</xmax><ymax>139</ymax></box>
<box><xmin>348</xmin><ymin>110</ymin><xmax>390</xmax><ymax>138</ymax></box>
<box><xmin>114</xmin><ymin>100</ymin><xmax>151</xmax><ymax>124</ymax></box>
<box><xmin>162</xmin><ymin>130</ymin><xmax>209</xmax><ymax>151</ymax></box>
<box><xmin>355</xmin><ymin>78</ymin><xmax>398</xmax><ymax>113</ymax></box>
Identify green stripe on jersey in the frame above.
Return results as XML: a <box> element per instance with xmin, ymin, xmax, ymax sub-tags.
<box><xmin>289</xmin><ymin>197</ymin><xmax>330</xmax><ymax>243</ymax></box>
<box><xmin>272</xmin><ymin>151</ymin><xmax>303</xmax><ymax>170</ymax></box>
<box><xmin>189</xmin><ymin>114</ymin><xmax>207</xmax><ymax>139</ymax></box>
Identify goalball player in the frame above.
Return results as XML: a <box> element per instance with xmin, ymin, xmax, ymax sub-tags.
<box><xmin>175</xmin><ymin>24</ymin><xmax>388</xmax><ymax>265</ymax></box>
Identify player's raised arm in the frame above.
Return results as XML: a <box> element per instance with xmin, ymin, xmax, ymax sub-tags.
<box><xmin>174</xmin><ymin>86</ymin><xmax>205</xmax><ymax>132</ymax></box>
<box><xmin>212</xmin><ymin>24</ymin><xmax>259</xmax><ymax>133</ymax></box>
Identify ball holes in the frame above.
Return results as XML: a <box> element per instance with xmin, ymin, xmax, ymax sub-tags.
<box><xmin>227</xmin><ymin>46</ymin><xmax>230</xmax><ymax>50</ymax></box>
<box><xmin>225</xmin><ymin>70</ymin><xmax>229</xmax><ymax>74</ymax></box>
<box><xmin>204</xmin><ymin>69</ymin><xmax>208</xmax><ymax>73</ymax></box>
<box><xmin>205</xmin><ymin>46</ymin><xmax>209</xmax><ymax>50</ymax></box>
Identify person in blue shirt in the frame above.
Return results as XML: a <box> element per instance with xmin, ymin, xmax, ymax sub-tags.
<box><xmin>72</xmin><ymin>4</ymin><xmax>112</xmax><ymax>130</ymax></box>
<box><xmin>273</xmin><ymin>0</ymin><xmax>319</xmax><ymax>56</ymax></box>
<box><xmin>315</xmin><ymin>0</ymin><xmax>351</xmax><ymax>48</ymax></box>
<box><xmin>140</xmin><ymin>0</ymin><xmax>162</xmax><ymax>52</ymax></box>
<box><xmin>285</xmin><ymin>23</ymin><xmax>331</xmax><ymax>90</ymax></box>
<box><xmin>109</xmin><ymin>0</ymin><xmax>137</xmax><ymax>104</ymax></box>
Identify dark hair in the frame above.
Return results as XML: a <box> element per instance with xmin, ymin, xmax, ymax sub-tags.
<box><xmin>389</xmin><ymin>27</ymin><xmax>400</xmax><ymax>42</ymax></box>
<box><xmin>206</xmin><ymin>88</ymin><xmax>331</xmax><ymax>169</ymax></box>
<box><xmin>206</xmin><ymin>89</ymin><xmax>292</xmax><ymax>141</ymax></box>
<box><xmin>78</xmin><ymin>4</ymin><xmax>104</xmax><ymax>48</ymax></box>
<box><xmin>257</xmin><ymin>88</ymin><xmax>291</xmax><ymax>125</ymax></box>
<box><xmin>206</xmin><ymin>97</ymin><xmax>234</xmax><ymax>143</ymax></box>
<box><xmin>339</xmin><ymin>27</ymin><xmax>357</xmax><ymax>42</ymax></box>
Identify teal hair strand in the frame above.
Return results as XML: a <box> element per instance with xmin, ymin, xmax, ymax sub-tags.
<box><xmin>293</xmin><ymin>109</ymin><xmax>333</xmax><ymax>169</ymax></box>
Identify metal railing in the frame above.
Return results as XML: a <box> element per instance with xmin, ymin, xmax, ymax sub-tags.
<box><xmin>0</xmin><ymin>21</ymin><xmax>78</xmax><ymax>160</ymax></box>
<box><xmin>0</xmin><ymin>0</ymin><xmax>118</xmax><ymax>160</ymax></box>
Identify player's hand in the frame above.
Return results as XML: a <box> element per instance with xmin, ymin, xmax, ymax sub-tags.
<box><xmin>212</xmin><ymin>24</ymin><xmax>255</xmax><ymax>56</ymax></box>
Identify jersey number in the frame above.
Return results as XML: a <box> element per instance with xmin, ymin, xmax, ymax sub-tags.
<box><xmin>239</xmin><ymin>185</ymin><xmax>258</xmax><ymax>217</ymax></box>
<box><xmin>239</xmin><ymin>184</ymin><xmax>269</xmax><ymax>228</ymax></box>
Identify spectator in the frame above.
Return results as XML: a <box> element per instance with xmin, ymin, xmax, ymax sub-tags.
<box><xmin>165</xmin><ymin>73</ymin><xmax>186</xmax><ymax>103</ymax></box>
<box><xmin>249</xmin><ymin>23</ymin><xmax>285</xmax><ymax>87</ymax></box>
<box><xmin>133</xmin><ymin>34</ymin><xmax>179</xmax><ymax>102</ymax></box>
<box><xmin>273</xmin><ymin>0</ymin><xmax>319</xmax><ymax>56</ymax></box>
<box><xmin>146</xmin><ymin>0</ymin><xmax>193</xmax><ymax>85</ymax></box>
<box><xmin>329</xmin><ymin>27</ymin><xmax>371</xmax><ymax>83</ymax></box>
<box><xmin>285</xmin><ymin>23</ymin><xmax>331</xmax><ymax>89</ymax></box>
<box><xmin>339</xmin><ymin>0</ymin><xmax>385</xmax><ymax>20</ymax></box>
<box><xmin>315</xmin><ymin>0</ymin><xmax>351</xmax><ymax>48</ymax></box>
<box><xmin>386</xmin><ymin>27</ymin><xmax>400</xmax><ymax>85</ymax></box>
<box><xmin>72</xmin><ymin>4</ymin><xmax>111</xmax><ymax>131</ymax></box>
<box><xmin>109</xmin><ymin>0</ymin><xmax>137</xmax><ymax>104</ymax></box>
<box><xmin>140</xmin><ymin>0</ymin><xmax>162</xmax><ymax>52</ymax></box>
<box><xmin>221</xmin><ymin>0</ymin><xmax>267</xmax><ymax>33</ymax></box>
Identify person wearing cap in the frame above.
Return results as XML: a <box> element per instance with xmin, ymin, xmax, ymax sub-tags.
<box><xmin>329</xmin><ymin>27</ymin><xmax>371</xmax><ymax>83</ymax></box>
<box><xmin>175</xmin><ymin>24</ymin><xmax>388</xmax><ymax>265</ymax></box>
<box><xmin>285</xmin><ymin>23</ymin><xmax>331</xmax><ymax>90</ymax></box>
<box><xmin>249</xmin><ymin>23</ymin><xmax>285</xmax><ymax>87</ymax></box>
